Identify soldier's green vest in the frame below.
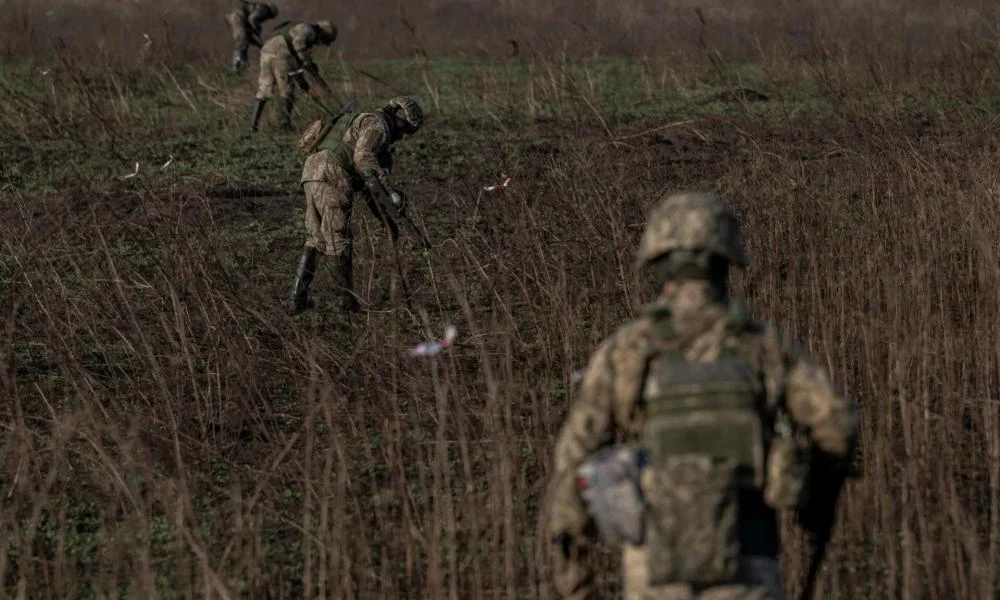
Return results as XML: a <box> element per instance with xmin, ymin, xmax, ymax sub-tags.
<box><xmin>316</xmin><ymin>111</ymin><xmax>394</xmax><ymax>185</ymax></box>
<box><xmin>639</xmin><ymin>310</ymin><xmax>766</xmax><ymax>585</ymax></box>
<box><xmin>315</xmin><ymin>113</ymin><xmax>355</xmax><ymax>170</ymax></box>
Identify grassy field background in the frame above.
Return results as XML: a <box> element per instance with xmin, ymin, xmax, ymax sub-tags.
<box><xmin>2</xmin><ymin>0</ymin><xmax>1000</xmax><ymax>598</ymax></box>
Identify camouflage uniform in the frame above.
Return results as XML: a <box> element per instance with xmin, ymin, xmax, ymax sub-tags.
<box><xmin>287</xmin><ymin>97</ymin><xmax>425</xmax><ymax>314</ymax></box>
<box><xmin>248</xmin><ymin>20</ymin><xmax>337</xmax><ymax>132</ymax></box>
<box><xmin>225</xmin><ymin>2</ymin><xmax>278</xmax><ymax>74</ymax></box>
<box><xmin>546</xmin><ymin>193</ymin><xmax>859</xmax><ymax>600</ymax></box>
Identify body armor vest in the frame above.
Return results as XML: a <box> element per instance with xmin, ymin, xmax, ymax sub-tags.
<box><xmin>638</xmin><ymin>317</ymin><xmax>767</xmax><ymax>585</ymax></box>
<box><xmin>317</xmin><ymin>112</ymin><xmax>394</xmax><ymax>185</ymax></box>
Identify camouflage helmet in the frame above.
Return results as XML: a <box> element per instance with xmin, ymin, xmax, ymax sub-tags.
<box><xmin>385</xmin><ymin>96</ymin><xmax>424</xmax><ymax>133</ymax></box>
<box><xmin>316</xmin><ymin>20</ymin><xmax>337</xmax><ymax>43</ymax></box>
<box><xmin>636</xmin><ymin>191</ymin><xmax>747</xmax><ymax>269</ymax></box>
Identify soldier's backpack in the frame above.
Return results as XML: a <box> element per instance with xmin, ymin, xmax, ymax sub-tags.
<box><xmin>639</xmin><ymin>318</ymin><xmax>768</xmax><ymax>586</ymax></box>
<box><xmin>298</xmin><ymin>119</ymin><xmax>330</xmax><ymax>154</ymax></box>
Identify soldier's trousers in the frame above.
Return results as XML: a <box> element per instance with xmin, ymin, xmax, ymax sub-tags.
<box><xmin>256</xmin><ymin>54</ymin><xmax>294</xmax><ymax>101</ymax></box>
<box><xmin>623</xmin><ymin>546</ymin><xmax>786</xmax><ymax>600</ymax></box>
<box><xmin>302</xmin><ymin>178</ymin><xmax>352</xmax><ymax>260</ymax></box>
<box><xmin>226</xmin><ymin>13</ymin><xmax>251</xmax><ymax>73</ymax></box>
<box><xmin>226</xmin><ymin>12</ymin><xmax>249</xmax><ymax>52</ymax></box>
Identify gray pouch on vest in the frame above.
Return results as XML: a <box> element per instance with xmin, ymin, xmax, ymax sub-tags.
<box><xmin>575</xmin><ymin>445</ymin><xmax>647</xmax><ymax>546</ymax></box>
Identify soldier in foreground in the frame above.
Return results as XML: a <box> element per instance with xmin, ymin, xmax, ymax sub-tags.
<box><xmin>546</xmin><ymin>192</ymin><xmax>859</xmax><ymax>599</ymax></box>
<box><xmin>248</xmin><ymin>20</ymin><xmax>337</xmax><ymax>133</ymax></box>
<box><xmin>225</xmin><ymin>2</ymin><xmax>278</xmax><ymax>75</ymax></box>
<box><xmin>287</xmin><ymin>96</ymin><xmax>425</xmax><ymax>314</ymax></box>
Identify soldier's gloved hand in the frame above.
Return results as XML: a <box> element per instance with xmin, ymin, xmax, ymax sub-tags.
<box><xmin>389</xmin><ymin>190</ymin><xmax>406</xmax><ymax>214</ymax></box>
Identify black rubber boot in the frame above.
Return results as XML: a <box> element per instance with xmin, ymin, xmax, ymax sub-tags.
<box><xmin>335</xmin><ymin>254</ymin><xmax>360</xmax><ymax>312</ymax></box>
<box><xmin>249</xmin><ymin>99</ymin><xmax>267</xmax><ymax>133</ymax></box>
<box><xmin>280</xmin><ymin>97</ymin><xmax>295</xmax><ymax>131</ymax></box>
<box><xmin>287</xmin><ymin>246</ymin><xmax>319</xmax><ymax>315</ymax></box>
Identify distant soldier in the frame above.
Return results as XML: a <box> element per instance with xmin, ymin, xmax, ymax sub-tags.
<box><xmin>248</xmin><ymin>20</ymin><xmax>337</xmax><ymax>133</ymax></box>
<box><xmin>287</xmin><ymin>96</ymin><xmax>425</xmax><ymax>314</ymax></box>
<box><xmin>546</xmin><ymin>192</ymin><xmax>859</xmax><ymax>599</ymax></box>
<box><xmin>225</xmin><ymin>2</ymin><xmax>279</xmax><ymax>75</ymax></box>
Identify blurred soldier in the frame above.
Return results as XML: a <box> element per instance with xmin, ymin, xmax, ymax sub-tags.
<box><xmin>546</xmin><ymin>192</ymin><xmax>859</xmax><ymax>600</ymax></box>
<box><xmin>287</xmin><ymin>96</ymin><xmax>425</xmax><ymax>314</ymax></box>
<box><xmin>248</xmin><ymin>20</ymin><xmax>337</xmax><ymax>133</ymax></box>
<box><xmin>225</xmin><ymin>2</ymin><xmax>279</xmax><ymax>75</ymax></box>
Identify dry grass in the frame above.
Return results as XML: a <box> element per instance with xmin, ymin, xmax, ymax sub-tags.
<box><xmin>1</xmin><ymin>1</ymin><xmax>999</xmax><ymax>598</ymax></box>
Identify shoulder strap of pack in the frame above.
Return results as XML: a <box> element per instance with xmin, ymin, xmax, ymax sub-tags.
<box><xmin>274</xmin><ymin>21</ymin><xmax>307</xmax><ymax>65</ymax></box>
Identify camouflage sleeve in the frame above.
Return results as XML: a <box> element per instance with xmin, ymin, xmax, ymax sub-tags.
<box><xmin>762</xmin><ymin>329</ymin><xmax>858</xmax><ymax>458</ymax></box>
<box><xmin>352</xmin><ymin>115</ymin><xmax>393</xmax><ymax>190</ymax></box>
<box><xmin>547</xmin><ymin>321</ymin><xmax>651</xmax><ymax>538</ymax></box>
<box><xmin>290</xmin><ymin>24</ymin><xmax>317</xmax><ymax>65</ymax></box>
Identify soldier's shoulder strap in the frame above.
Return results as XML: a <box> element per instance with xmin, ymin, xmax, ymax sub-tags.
<box><xmin>270</xmin><ymin>21</ymin><xmax>308</xmax><ymax>64</ymax></box>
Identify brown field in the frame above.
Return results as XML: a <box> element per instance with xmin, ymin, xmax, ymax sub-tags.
<box><xmin>1</xmin><ymin>0</ymin><xmax>999</xmax><ymax>598</ymax></box>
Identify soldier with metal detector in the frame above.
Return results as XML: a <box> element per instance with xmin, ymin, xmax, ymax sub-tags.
<box><xmin>546</xmin><ymin>192</ymin><xmax>859</xmax><ymax>600</ymax></box>
<box><xmin>225</xmin><ymin>2</ymin><xmax>279</xmax><ymax>75</ymax></box>
<box><xmin>248</xmin><ymin>19</ymin><xmax>338</xmax><ymax>133</ymax></box>
<box><xmin>287</xmin><ymin>96</ymin><xmax>427</xmax><ymax>315</ymax></box>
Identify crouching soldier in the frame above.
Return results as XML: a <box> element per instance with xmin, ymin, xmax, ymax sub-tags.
<box><xmin>225</xmin><ymin>2</ymin><xmax>278</xmax><ymax>75</ymax></box>
<box><xmin>287</xmin><ymin>96</ymin><xmax>425</xmax><ymax>314</ymax></box>
<box><xmin>546</xmin><ymin>192</ymin><xmax>859</xmax><ymax>599</ymax></box>
<box><xmin>249</xmin><ymin>20</ymin><xmax>337</xmax><ymax>133</ymax></box>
